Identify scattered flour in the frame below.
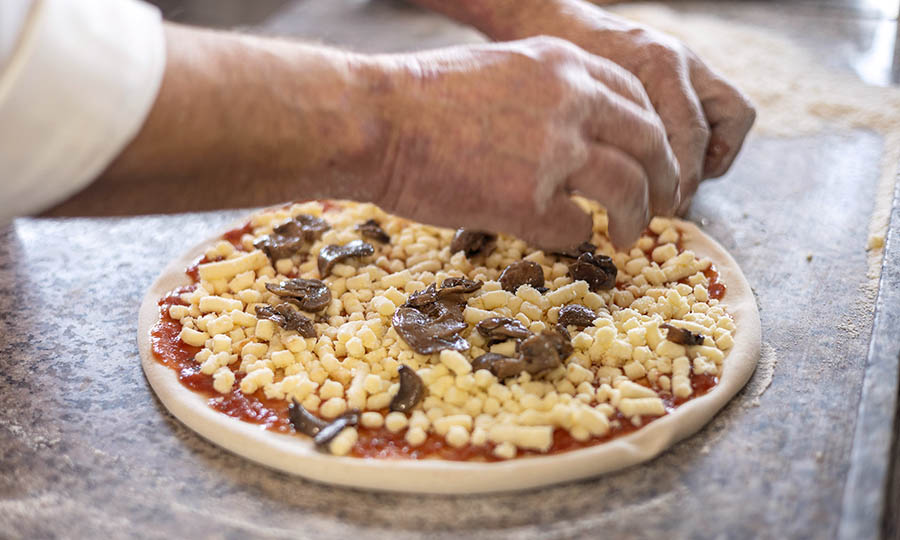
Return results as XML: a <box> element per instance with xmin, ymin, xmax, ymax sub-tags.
<box><xmin>744</xmin><ymin>342</ymin><xmax>778</xmax><ymax>407</ymax></box>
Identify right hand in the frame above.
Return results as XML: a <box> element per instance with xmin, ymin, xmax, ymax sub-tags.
<box><xmin>364</xmin><ymin>36</ymin><xmax>679</xmax><ymax>249</ymax></box>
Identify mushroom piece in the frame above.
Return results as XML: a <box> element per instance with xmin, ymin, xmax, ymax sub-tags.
<box><xmin>355</xmin><ymin>219</ymin><xmax>390</xmax><ymax>243</ymax></box>
<box><xmin>499</xmin><ymin>260</ymin><xmax>545</xmax><ymax>293</ymax></box>
<box><xmin>288</xmin><ymin>401</ymin><xmax>360</xmax><ymax>448</ymax></box>
<box><xmin>254</xmin><ymin>214</ymin><xmax>330</xmax><ymax>261</ymax></box>
<box><xmin>470</xmin><ymin>352</ymin><xmax>529</xmax><ymax>379</ymax></box>
<box><xmin>288</xmin><ymin>399</ymin><xmax>328</xmax><ymax>437</ymax></box>
<box><xmin>517</xmin><ymin>329</ymin><xmax>573</xmax><ymax>370</ymax></box>
<box><xmin>403</xmin><ymin>278</ymin><xmax>483</xmax><ymax>308</ymax></box>
<box><xmin>313</xmin><ymin>411</ymin><xmax>360</xmax><ymax>447</ymax></box>
<box><xmin>392</xmin><ymin>304</ymin><xmax>469</xmax><ymax>354</ymax></box>
<box><xmin>450</xmin><ymin>229</ymin><xmax>496</xmax><ymax>258</ymax></box>
<box><xmin>476</xmin><ymin>317</ymin><xmax>532</xmax><ymax>343</ymax></box>
<box><xmin>255</xmin><ymin>304</ymin><xmax>316</xmax><ymax>338</ymax></box>
<box><xmin>557</xmin><ymin>304</ymin><xmax>597</xmax><ymax>329</ymax></box>
<box><xmin>317</xmin><ymin>239</ymin><xmax>375</xmax><ymax>277</ymax></box>
<box><xmin>471</xmin><ymin>329</ymin><xmax>573</xmax><ymax>379</ymax></box>
<box><xmin>392</xmin><ymin>279</ymin><xmax>483</xmax><ymax>355</ymax></box>
<box><xmin>661</xmin><ymin>323</ymin><xmax>706</xmax><ymax>346</ymax></box>
<box><xmin>551</xmin><ymin>241</ymin><xmax>596</xmax><ymax>259</ymax></box>
<box><xmin>436</xmin><ymin>277</ymin><xmax>483</xmax><ymax>302</ymax></box>
<box><xmin>265</xmin><ymin>278</ymin><xmax>332</xmax><ymax>312</ymax></box>
<box><xmin>568</xmin><ymin>252</ymin><xmax>618</xmax><ymax>291</ymax></box>
<box><xmin>389</xmin><ymin>365</ymin><xmax>425</xmax><ymax>413</ymax></box>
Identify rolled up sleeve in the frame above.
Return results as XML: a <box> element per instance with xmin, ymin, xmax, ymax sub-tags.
<box><xmin>0</xmin><ymin>0</ymin><xmax>166</xmax><ymax>220</ymax></box>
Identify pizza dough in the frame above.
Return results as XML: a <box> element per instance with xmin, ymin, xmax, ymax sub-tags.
<box><xmin>138</xmin><ymin>206</ymin><xmax>759</xmax><ymax>494</ymax></box>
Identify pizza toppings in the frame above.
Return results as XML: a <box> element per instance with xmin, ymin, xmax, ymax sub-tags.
<box><xmin>393</xmin><ymin>295</ymin><xmax>469</xmax><ymax>355</ymax></box>
<box><xmin>551</xmin><ymin>241</ymin><xmax>597</xmax><ymax>259</ymax></box>
<box><xmin>389</xmin><ymin>365</ymin><xmax>425</xmax><ymax>412</ymax></box>
<box><xmin>156</xmin><ymin>201</ymin><xmax>738</xmax><ymax>461</ymax></box>
<box><xmin>318</xmin><ymin>240</ymin><xmax>375</xmax><ymax>277</ymax></box>
<box><xmin>475</xmin><ymin>317</ymin><xmax>531</xmax><ymax>343</ymax></box>
<box><xmin>265</xmin><ymin>278</ymin><xmax>332</xmax><ymax>312</ymax></box>
<box><xmin>470</xmin><ymin>329</ymin><xmax>572</xmax><ymax>380</ymax></box>
<box><xmin>661</xmin><ymin>323</ymin><xmax>706</xmax><ymax>346</ymax></box>
<box><xmin>568</xmin><ymin>253</ymin><xmax>617</xmax><ymax>291</ymax></box>
<box><xmin>450</xmin><ymin>229</ymin><xmax>496</xmax><ymax>258</ymax></box>
<box><xmin>436</xmin><ymin>277</ymin><xmax>484</xmax><ymax>297</ymax></box>
<box><xmin>470</xmin><ymin>352</ymin><xmax>525</xmax><ymax>379</ymax></box>
<box><xmin>356</xmin><ymin>219</ymin><xmax>390</xmax><ymax>243</ymax></box>
<box><xmin>255</xmin><ymin>304</ymin><xmax>316</xmax><ymax>338</ymax></box>
<box><xmin>313</xmin><ymin>411</ymin><xmax>360</xmax><ymax>447</ymax></box>
<box><xmin>518</xmin><ymin>329</ymin><xmax>573</xmax><ymax>372</ymax></box>
<box><xmin>499</xmin><ymin>260</ymin><xmax>545</xmax><ymax>293</ymax></box>
<box><xmin>289</xmin><ymin>398</ymin><xmax>329</xmax><ymax>437</ymax></box>
<box><xmin>392</xmin><ymin>278</ymin><xmax>485</xmax><ymax>354</ymax></box>
<box><xmin>254</xmin><ymin>214</ymin><xmax>330</xmax><ymax>261</ymax></box>
<box><xmin>557</xmin><ymin>304</ymin><xmax>597</xmax><ymax>329</ymax></box>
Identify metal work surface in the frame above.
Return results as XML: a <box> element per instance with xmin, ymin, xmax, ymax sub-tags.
<box><xmin>2</xmin><ymin>1</ymin><xmax>899</xmax><ymax>538</ymax></box>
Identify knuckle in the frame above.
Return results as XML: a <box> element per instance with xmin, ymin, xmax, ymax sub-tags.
<box><xmin>530</xmin><ymin>35</ymin><xmax>581</xmax><ymax>63</ymax></box>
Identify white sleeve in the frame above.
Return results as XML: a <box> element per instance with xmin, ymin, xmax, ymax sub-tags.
<box><xmin>0</xmin><ymin>0</ymin><xmax>166</xmax><ymax>220</ymax></box>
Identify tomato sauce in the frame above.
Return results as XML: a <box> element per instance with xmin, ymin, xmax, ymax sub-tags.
<box><xmin>149</xmin><ymin>202</ymin><xmax>723</xmax><ymax>461</ymax></box>
<box><xmin>704</xmin><ymin>266</ymin><xmax>726</xmax><ymax>300</ymax></box>
<box><xmin>223</xmin><ymin>222</ymin><xmax>253</xmax><ymax>247</ymax></box>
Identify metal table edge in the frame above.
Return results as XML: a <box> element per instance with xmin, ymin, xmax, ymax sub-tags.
<box><xmin>838</xmin><ymin>163</ymin><xmax>900</xmax><ymax>540</ymax></box>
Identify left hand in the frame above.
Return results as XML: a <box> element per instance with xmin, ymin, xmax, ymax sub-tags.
<box><xmin>468</xmin><ymin>0</ymin><xmax>756</xmax><ymax>214</ymax></box>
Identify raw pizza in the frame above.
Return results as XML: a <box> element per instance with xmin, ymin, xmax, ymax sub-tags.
<box><xmin>138</xmin><ymin>198</ymin><xmax>760</xmax><ymax>493</ymax></box>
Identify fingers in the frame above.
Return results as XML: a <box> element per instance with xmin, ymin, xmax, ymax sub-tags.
<box><xmin>691</xmin><ymin>62</ymin><xmax>756</xmax><ymax>180</ymax></box>
<box><xmin>516</xmin><ymin>191</ymin><xmax>594</xmax><ymax>251</ymax></box>
<box><xmin>582</xmin><ymin>55</ymin><xmax>654</xmax><ymax>111</ymax></box>
<box><xmin>583</xmin><ymin>86</ymin><xmax>680</xmax><ymax>217</ymax></box>
<box><xmin>566</xmin><ymin>144</ymin><xmax>650</xmax><ymax>248</ymax></box>
<box><xmin>642</xmin><ymin>68</ymin><xmax>710</xmax><ymax>216</ymax></box>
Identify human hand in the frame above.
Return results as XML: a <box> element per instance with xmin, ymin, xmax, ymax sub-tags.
<box><xmin>457</xmin><ymin>0</ymin><xmax>756</xmax><ymax>214</ymax></box>
<box><xmin>364</xmin><ymin>36</ymin><xmax>679</xmax><ymax>249</ymax></box>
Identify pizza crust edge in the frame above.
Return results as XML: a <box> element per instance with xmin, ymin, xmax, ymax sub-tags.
<box><xmin>137</xmin><ymin>216</ymin><xmax>760</xmax><ymax>494</ymax></box>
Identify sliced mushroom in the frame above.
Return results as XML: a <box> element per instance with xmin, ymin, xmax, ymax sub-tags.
<box><xmin>254</xmin><ymin>214</ymin><xmax>330</xmax><ymax>261</ymax></box>
<box><xmin>471</xmin><ymin>329</ymin><xmax>573</xmax><ymax>379</ymax></box>
<box><xmin>313</xmin><ymin>411</ymin><xmax>360</xmax><ymax>447</ymax></box>
<box><xmin>471</xmin><ymin>352</ymin><xmax>530</xmax><ymax>379</ymax></box>
<box><xmin>517</xmin><ymin>329</ymin><xmax>573</xmax><ymax>372</ymax></box>
<box><xmin>389</xmin><ymin>365</ymin><xmax>425</xmax><ymax>413</ymax></box>
<box><xmin>499</xmin><ymin>260</ymin><xmax>545</xmax><ymax>293</ymax></box>
<box><xmin>450</xmin><ymin>229</ymin><xmax>496</xmax><ymax>258</ymax></box>
<box><xmin>568</xmin><ymin>252</ymin><xmax>618</xmax><ymax>291</ymax></box>
<box><xmin>661</xmin><ymin>323</ymin><xmax>706</xmax><ymax>346</ymax></box>
<box><xmin>265</xmin><ymin>278</ymin><xmax>332</xmax><ymax>312</ymax></box>
<box><xmin>355</xmin><ymin>219</ymin><xmax>390</xmax><ymax>243</ymax></box>
<box><xmin>255</xmin><ymin>304</ymin><xmax>316</xmax><ymax>338</ymax></box>
<box><xmin>317</xmin><ymin>239</ymin><xmax>375</xmax><ymax>277</ymax></box>
<box><xmin>288</xmin><ymin>401</ymin><xmax>360</xmax><ymax>448</ymax></box>
<box><xmin>436</xmin><ymin>277</ymin><xmax>483</xmax><ymax>302</ymax></box>
<box><xmin>551</xmin><ymin>241</ymin><xmax>596</xmax><ymax>259</ymax></box>
<box><xmin>476</xmin><ymin>317</ymin><xmax>532</xmax><ymax>343</ymax></box>
<box><xmin>403</xmin><ymin>279</ymin><xmax>482</xmax><ymax>309</ymax></box>
<box><xmin>288</xmin><ymin>399</ymin><xmax>328</xmax><ymax>437</ymax></box>
<box><xmin>392</xmin><ymin>279</ymin><xmax>483</xmax><ymax>355</ymax></box>
<box><xmin>557</xmin><ymin>304</ymin><xmax>597</xmax><ymax>329</ymax></box>
<box><xmin>392</xmin><ymin>304</ymin><xmax>469</xmax><ymax>355</ymax></box>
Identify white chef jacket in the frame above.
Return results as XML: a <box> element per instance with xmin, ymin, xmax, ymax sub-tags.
<box><xmin>0</xmin><ymin>0</ymin><xmax>165</xmax><ymax>221</ymax></box>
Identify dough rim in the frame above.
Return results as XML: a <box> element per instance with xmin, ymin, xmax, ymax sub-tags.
<box><xmin>137</xmin><ymin>216</ymin><xmax>760</xmax><ymax>494</ymax></box>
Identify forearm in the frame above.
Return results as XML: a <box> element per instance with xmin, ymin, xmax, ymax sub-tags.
<box><xmin>49</xmin><ymin>23</ymin><xmax>388</xmax><ymax>216</ymax></box>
